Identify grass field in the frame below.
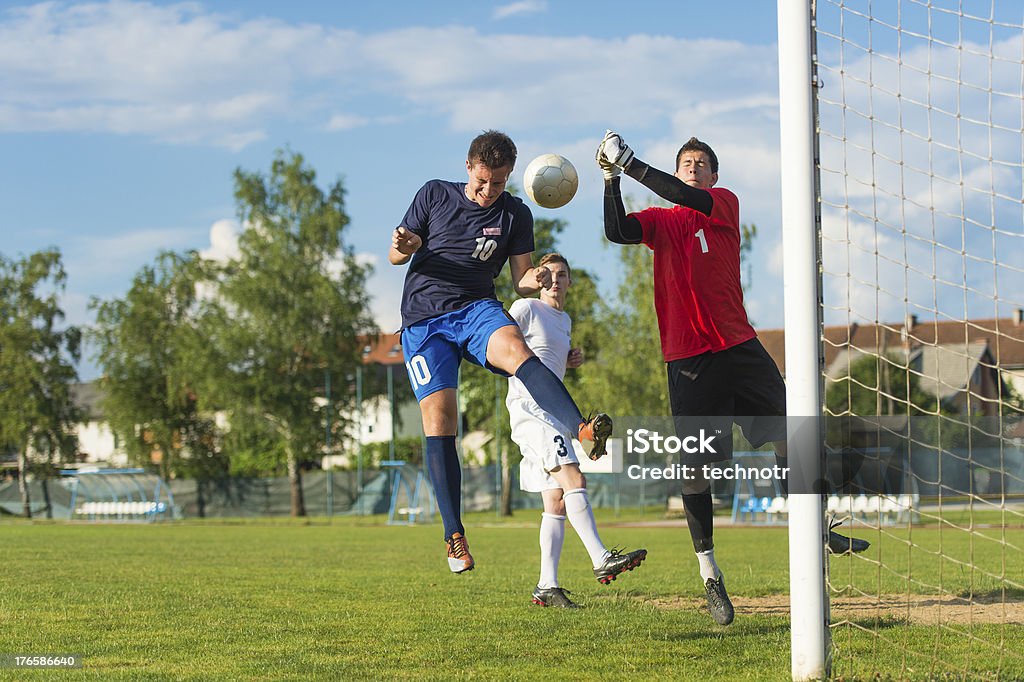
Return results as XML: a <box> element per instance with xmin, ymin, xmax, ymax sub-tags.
<box><xmin>1</xmin><ymin>511</ymin><xmax>1022</xmax><ymax>681</ymax></box>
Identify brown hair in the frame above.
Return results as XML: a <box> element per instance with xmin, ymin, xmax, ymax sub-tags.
<box><xmin>467</xmin><ymin>130</ymin><xmax>517</xmax><ymax>170</ymax></box>
<box><xmin>675</xmin><ymin>137</ymin><xmax>719</xmax><ymax>173</ymax></box>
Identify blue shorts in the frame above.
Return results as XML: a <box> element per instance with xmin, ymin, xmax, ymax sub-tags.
<box><xmin>400</xmin><ymin>299</ymin><xmax>518</xmax><ymax>402</ymax></box>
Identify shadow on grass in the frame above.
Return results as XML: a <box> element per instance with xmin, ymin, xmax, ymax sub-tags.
<box><xmin>954</xmin><ymin>587</ymin><xmax>1024</xmax><ymax>603</ymax></box>
<box><xmin>831</xmin><ymin>615</ymin><xmax>910</xmax><ymax>630</ymax></box>
<box><xmin>659</xmin><ymin>622</ymin><xmax>789</xmax><ymax>642</ymax></box>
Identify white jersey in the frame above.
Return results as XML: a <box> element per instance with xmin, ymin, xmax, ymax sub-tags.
<box><xmin>506</xmin><ymin>298</ymin><xmax>572</xmax><ymax>404</ymax></box>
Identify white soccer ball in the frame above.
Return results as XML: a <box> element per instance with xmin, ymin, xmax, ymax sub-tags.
<box><xmin>522</xmin><ymin>153</ymin><xmax>578</xmax><ymax>209</ymax></box>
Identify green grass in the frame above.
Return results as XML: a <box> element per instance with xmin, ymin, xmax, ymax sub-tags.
<box><xmin>1</xmin><ymin>515</ymin><xmax>1021</xmax><ymax>681</ymax></box>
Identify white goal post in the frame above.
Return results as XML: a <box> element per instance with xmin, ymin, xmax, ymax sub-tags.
<box><xmin>778</xmin><ymin>1</ymin><xmax>830</xmax><ymax>679</ymax></box>
<box><xmin>780</xmin><ymin>0</ymin><xmax>1024</xmax><ymax>680</ymax></box>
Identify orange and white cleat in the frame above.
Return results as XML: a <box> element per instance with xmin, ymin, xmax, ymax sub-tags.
<box><xmin>446</xmin><ymin>532</ymin><xmax>475</xmax><ymax>573</ymax></box>
<box><xmin>577</xmin><ymin>413</ymin><xmax>613</xmax><ymax>460</ymax></box>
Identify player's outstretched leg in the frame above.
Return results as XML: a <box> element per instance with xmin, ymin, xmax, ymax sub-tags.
<box><xmin>513</xmin><ymin>356</ymin><xmax>616</xmax><ymax>460</ymax></box>
<box><xmin>774</xmin><ymin>446</ymin><xmax>870</xmax><ymax>555</ymax></box>
<box><xmin>560</xmin><ymin>486</ymin><xmax>647</xmax><ymax>584</ymax></box>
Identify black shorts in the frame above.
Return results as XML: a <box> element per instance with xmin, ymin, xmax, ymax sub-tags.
<box><xmin>667</xmin><ymin>338</ymin><xmax>787</xmax><ymax>463</ymax></box>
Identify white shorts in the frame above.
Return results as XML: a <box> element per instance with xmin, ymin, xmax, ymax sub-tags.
<box><xmin>509</xmin><ymin>398</ymin><xmax>581</xmax><ymax>493</ymax></box>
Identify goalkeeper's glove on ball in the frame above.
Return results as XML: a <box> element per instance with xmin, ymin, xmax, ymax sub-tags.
<box><xmin>599</xmin><ymin>130</ymin><xmax>634</xmax><ymax>171</ymax></box>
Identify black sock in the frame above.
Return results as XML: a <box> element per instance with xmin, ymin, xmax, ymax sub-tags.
<box><xmin>682</xmin><ymin>491</ymin><xmax>715</xmax><ymax>553</ymax></box>
<box><xmin>425</xmin><ymin>436</ymin><xmax>463</xmax><ymax>539</ymax></box>
<box><xmin>515</xmin><ymin>356</ymin><xmax>585</xmax><ymax>432</ymax></box>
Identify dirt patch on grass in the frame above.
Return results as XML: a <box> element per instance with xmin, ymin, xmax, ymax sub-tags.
<box><xmin>646</xmin><ymin>593</ymin><xmax>1024</xmax><ymax>625</ymax></box>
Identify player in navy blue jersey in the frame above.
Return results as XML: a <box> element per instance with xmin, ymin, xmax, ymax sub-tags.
<box><xmin>389</xmin><ymin>130</ymin><xmax>611</xmax><ymax>574</ymax></box>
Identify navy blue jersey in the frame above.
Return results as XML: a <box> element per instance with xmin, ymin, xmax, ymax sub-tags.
<box><xmin>399</xmin><ymin>179</ymin><xmax>535</xmax><ymax>328</ymax></box>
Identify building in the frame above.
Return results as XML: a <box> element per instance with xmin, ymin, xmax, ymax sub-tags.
<box><xmin>758</xmin><ymin>312</ymin><xmax>1024</xmax><ymax>416</ymax></box>
<box><xmin>70</xmin><ymin>382</ymin><xmax>129</xmax><ymax>466</ymax></box>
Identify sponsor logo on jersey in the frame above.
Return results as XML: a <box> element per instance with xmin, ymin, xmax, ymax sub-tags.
<box><xmin>482</xmin><ymin>227</ymin><xmax>502</xmax><ymax>236</ymax></box>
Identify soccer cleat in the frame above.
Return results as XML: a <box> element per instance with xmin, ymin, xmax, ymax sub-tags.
<box><xmin>446</xmin><ymin>532</ymin><xmax>475</xmax><ymax>573</ymax></box>
<box><xmin>531</xmin><ymin>585</ymin><xmax>580</xmax><ymax>608</ymax></box>
<box><xmin>578</xmin><ymin>413</ymin><xmax>613</xmax><ymax>460</ymax></box>
<box><xmin>828</xmin><ymin>518</ymin><xmax>871</xmax><ymax>554</ymax></box>
<box><xmin>704</xmin><ymin>574</ymin><xmax>735</xmax><ymax>626</ymax></box>
<box><xmin>593</xmin><ymin>547</ymin><xmax>648</xmax><ymax>584</ymax></box>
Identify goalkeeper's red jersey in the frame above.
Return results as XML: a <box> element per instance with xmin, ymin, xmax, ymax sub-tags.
<box><xmin>632</xmin><ymin>187</ymin><xmax>756</xmax><ymax>362</ymax></box>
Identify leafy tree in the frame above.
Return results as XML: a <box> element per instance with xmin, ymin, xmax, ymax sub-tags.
<box><xmin>580</xmin><ymin>236</ymin><xmax>666</xmax><ymax>418</ymax></box>
<box><xmin>193</xmin><ymin>151</ymin><xmax>376</xmax><ymax>516</ymax></box>
<box><xmin>90</xmin><ymin>252</ymin><xmax>220</xmax><ymax>482</ymax></box>
<box><xmin>0</xmin><ymin>249</ymin><xmax>81</xmax><ymax>517</ymax></box>
<box><xmin>825</xmin><ymin>353</ymin><xmax>938</xmax><ymax>418</ymax></box>
<box><xmin>823</xmin><ymin>351</ymin><xmax>969</xmax><ymax>454</ymax></box>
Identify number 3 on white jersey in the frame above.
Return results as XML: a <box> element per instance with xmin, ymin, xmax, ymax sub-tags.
<box><xmin>406</xmin><ymin>355</ymin><xmax>432</xmax><ymax>387</ymax></box>
<box><xmin>695</xmin><ymin>228</ymin><xmax>709</xmax><ymax>254</ymax></box>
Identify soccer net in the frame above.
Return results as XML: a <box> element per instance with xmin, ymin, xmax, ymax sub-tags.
<box><xmin>806</xmin><ymin>0</ymin><xmax>1024</xmax><ymax>678</ymax></box>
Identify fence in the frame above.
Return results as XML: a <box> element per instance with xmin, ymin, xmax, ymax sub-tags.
<box><xmin>4</xmin><ymin>443</ymin><xmax>1020</xmax><ymax>519</ymax></box>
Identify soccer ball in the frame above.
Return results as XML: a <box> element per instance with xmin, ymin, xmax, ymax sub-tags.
<box><xmin>522</xmin><ymin>153</ymin><xmax>578</xmax><ymax>209</ymax></box>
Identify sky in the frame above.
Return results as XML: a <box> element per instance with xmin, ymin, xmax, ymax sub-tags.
<box><xmin>2</xmin><ymin>0</ymin><xmax>1020</xmax><ymax>381</ymax></box>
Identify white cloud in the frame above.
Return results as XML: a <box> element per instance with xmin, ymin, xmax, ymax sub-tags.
<box><xmin>493</xmin><ymin>1</ymin><xmax>548</xmax><ymax>20</ymax></box>
<box><xmin>0</xmin><ymin>2</ymin><xmax>355</xmax><ymax>147</ymax></box>
<box><xmin>200</xmin><ymin>219</ymin><xmax>241</xmax><ymax>262</ymax></box>
<box><xmin>326</xmin><ymin>113</ymin><xmax>369</xmax><ymax>131</ymax></box>
<box><xmin>0</xmin><ymin>3</ymin><xmax>777</xmax><ymax>148</ymax></box>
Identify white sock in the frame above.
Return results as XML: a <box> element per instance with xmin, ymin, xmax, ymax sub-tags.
<box><xmin>697</xmin><ymin>548</ymin><xmax>721</xmax><ymax>583</ymax></box>
<box><xmin>563</xmin><ymin>488</ymin><xmax>610</xmax><ymax>567</ymax></box>
<box><xmin>539</xmin><ymin>513</ymin><xmax>565</xmax><ymax>589</ymax></box>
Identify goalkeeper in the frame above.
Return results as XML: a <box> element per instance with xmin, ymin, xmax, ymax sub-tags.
<box><xmin>596</xmin><ymin>130</ymin><xmax>869</xmax><ymax>627</ymax></box>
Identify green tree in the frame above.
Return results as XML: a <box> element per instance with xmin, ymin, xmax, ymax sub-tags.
<box><xmin>193</xmin><ymin>151</ymin><xmax>376</xmax><ymax>516</ymax></box>
<box><xmin>824</xmin><ymin>351</ymin><xmax>957</xmax><ymax>452</ymax></box>
<box><xmin>90</xmin><ymin>251</ymin><xmax>221</xmax><ymax>483</ymax></box>
<box><xmin>825</xmin><ymin>353</ymin><xmax>938</xmax><ymax>417</ymax></box>
<box><xmin>0</xmin><ymin>249</ymin><xmax>81</xmax><ymax>518</ymax></box>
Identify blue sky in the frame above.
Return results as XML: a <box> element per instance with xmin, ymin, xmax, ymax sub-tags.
<box><xmin>3</xmin><ymin>0</ymin><xmax>1020</xmax><ymax>381</ymax></box>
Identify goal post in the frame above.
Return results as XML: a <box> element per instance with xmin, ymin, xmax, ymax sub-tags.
<box><xmin>781</xmin><ymin>0</ymin><xmax>1024</xmax><ymax>679</ymax></box>
<box><xmin>778</xmin><ymin>0</ymin><xmax>830</xmax><ymax>679</ymax></box>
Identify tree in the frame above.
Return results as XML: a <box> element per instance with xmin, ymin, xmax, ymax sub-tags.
<box><xmin>0</xmin><ymin>249</ymin><xmax>81</xmax><ymax>518</ymax></box>
<box><xmin>193</xmin><ymin>150</ymin><xmax>377</xmax><ymax>516</ymax></box>
<box><xmin>825</xmin><ymin>352</ymin><xmax>938</xmax><ymax>418</ymax></box>
<box><xmin>578</xmin><ymin>238</ymin><xmax>666</xmax><ymax>418</ymax></box>
<box><xmin>90</xmin><ymin>251</ymin><xmax>221</xmax><ymax>483</ymax></box>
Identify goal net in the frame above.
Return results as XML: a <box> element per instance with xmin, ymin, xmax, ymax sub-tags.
<box><xmin>800</xmin><ymin>0</ymin><xmax>1024</xmax><ymax>678</ymax></box>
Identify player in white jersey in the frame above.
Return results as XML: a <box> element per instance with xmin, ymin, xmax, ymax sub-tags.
<box><xmin>507</xmin><ymin>253</ymin><xmax>647</xmax><ymax>608</ymax></box>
